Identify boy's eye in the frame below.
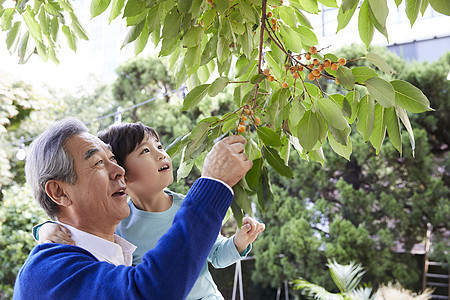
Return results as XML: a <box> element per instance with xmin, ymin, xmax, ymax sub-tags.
<box><xmin>158</xmin><ymin>145</ymin><xmax>163</xmax><ymax>150</ymax></box>
<box><xmin>141</xmin><ymin>148</ymin><xmax>150</xmax><ymax>154</ymax></box>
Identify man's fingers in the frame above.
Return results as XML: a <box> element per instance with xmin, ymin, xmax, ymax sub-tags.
<box><xmin>230</xmin><ymin>143</ymin><xmax>245</xmax><ymax>154</ymax></box>
<box><xmin>222</xmin><ymin>134</ymin><xmax>247</xmax><ymax>145</ymax></box>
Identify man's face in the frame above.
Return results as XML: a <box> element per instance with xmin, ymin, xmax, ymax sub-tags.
<box><xmin>63</xmin><ymin>132</ymin><xmax>129</xmax><ymax>232</ymax></box>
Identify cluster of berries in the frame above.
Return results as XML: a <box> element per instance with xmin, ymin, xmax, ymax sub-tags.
<box><xmin>263</xmin><ymin>46</ymin><xmax>348</xmax><ymax>87</ymax></box>
<box><xmin>267</xmin><ymin>12</ymin><xmax>279</xmax><ymax>31</ymax></box>
<box><xmin>237</xmin><ymin>105</ymin><xmax>261</xmax><ymax>133</ymax></box>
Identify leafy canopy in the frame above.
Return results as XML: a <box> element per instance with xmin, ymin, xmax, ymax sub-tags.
<box><xmin>1</xmin><ymin>0</ymin><xmax>448</xmax><ymax>216</ymax></box>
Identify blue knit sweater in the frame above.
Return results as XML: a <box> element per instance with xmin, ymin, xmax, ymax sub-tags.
<box><xmin>13</xmin><ymin>178</ymin><xmax>233</xmax><ymax>300</ymax></box>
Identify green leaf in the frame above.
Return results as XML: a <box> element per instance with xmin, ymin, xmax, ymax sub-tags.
<box><xmin>289</xmin><ymin>99</ymin><xmax>306</xmax><ymax>128</ymax></box>
<box><xmin>121</xmin><ymin>20</ymin><xmax>145</xmax><ymax>49</ymax></box>
<box><xmin>405</xmin><ymin>0</ymin><xmax>421</xmax><ymax>26</ymax></box>
<box><xmin>233</xmin><ymin>181</ymin><xmax>252</xmax><ymax>215</ymax></box>
<box><xmin>230</xmin><ymin>20</ymin><xmax>245</xmax><ymax>35</ymax></box>
<box><xmin>264</xmin><ymin>146</ymin><xmax>293</xmax><ymax>178</ymax></box>
<box><xmin>159</xmin><ymin>35</ymin><xmax>180</xmax><ymax>57</ymax></box>
<box><xmin>182</xmin><ymin>84</ymin><xmax>210</xmax><ymax>111</ymax></box>
<box><xmin>336</xmin><ymin>2</ymin><xmax>358</xmax><ymax>32</ymax></box>
<box><xmin>182</xmin><ymin>26</ymin><xmax>204</xmax><ymax>48</ymax></box>
<box><xmin>135</xmin><ymin>19</ymin><xmax>149</xmax><ymax>55</ymax></box>
<box><xmin>390</xmin><ymin>80</ymin><xmax>432</xmax><ymax>113</ymax></box>
<box><xmin>23</xmin><ymin>8</ymin><xmax>42</xmax><ymax>40</ymax></box>
<box><xmin>246</xmin><ymin>158</ymin><xmax>262</xmax><ymax>192</ymax></box>
<box><xmin>257</xmin><ymin>126</ymin><xmax>283</xmax><ymax>147</ymax></box>
<box><xmin>38</xmin><ymin>9</ymin><xmax>49</xmax><ymax>35</ymax></box>
<box><xmin>336</xmin><ymin>66</ymin><xmax>355</xmax><ymax>90</ymax></box>
<box><xmin>50</xmin><ymin>17</ymin><xmax>59</xmax><ymax>40</ymax></box>
<box><xmin>356</xmin><ymin>94</ymin><xmax>375</xmax><ymax>141</ymax></box>
<box><xmin>293</xmin><ymin>26</ymin><xmax>318</xmax><ymax>48</ymax></box>
<box><xmin>36</xmin><ymin>41</ymin><xmax>48</xmax><ymax>61</ymax></box>
<box><xmin>364</xmin><ymin>52</ymin><xmax>396</xmax><ymax>74</ymax></box>
<box><xmin>279</xmin><ymin>6</ymin><xmax>298</xmax><ymax>28</ymax></box>
<box><xmin>208</xmin><ymin>76</ymin><xmax>229</xmax><ymax>97</ymax></box>
<box><xmin>90</xmin><ymin>0</ymin><xmax>111</xmax><ymax>18</ymax></box>
<box><xmin>291</xmin><ymin>0</ymin><xmax>318</xmax><ymax>14</ymax></box>
<box><xmin>62</xmin><ymin>24</ymin><xmax>77</xmax><ymax>51</ymax></box>
<box><xmin>369</xmin><ymin>7</ymin><xmax>389</xmax><ymax>42</ymax></box>
<box><xmin>344</xmin><ymin>90</ymin><xmax>360</xmax><ymax>123</ymax></box>
<box><xmin>265</xmin><ymin>51</ymin><xmax>284</xmax><ymax>79</ymax></box>
<box><xmin>126</xmin><ymin>9</ymin><xmax>147</xmax><ymax>26</ymax></box>
<box><xmin>215</xmin><ymin>0</ymin><xmax>229</xmax><ymax>13</ymax></box>
<box><xmin>217</xmin><ymin>36</ymin><xmax>230</xmax><ymax>64</ymax></box>
<box><xmin>329</xmin><ymin>94</ymin><xmax>351</xmax><ymax>118</ymax></box>
<box><xmin>368</xmin><ymin>0</ymin><xmax>388</xmax><ymax>28</ymax></box>
<box><xmin>245</xmin><ymin>138</ymin><xmax>262</xmax><ymax>161</ymax></box>
<box><xmin>280</xmin><ymin>26</ymin><xmax>303</xmax><ymax>53</ymax></box>
<box><xmin>177</xmin><ymin>159</ymin><xmax>194</xmax><ymax>181</ymax></box>
<box><xmin>222</xmin><ymin>115</ymin><xmax>239</xmax><ymax>133</ymax></box>
<box><xmin>2</xmin><ymin>8</ymin><xmax>15</xmax><ymax>31</ymax></box>
<box><xmin>329</xmin><ymin>125</ymin><xmax>350</xmax><ymax>146</ymax></box>
<box><xmin>109</xmin><ymin>0</ymin><xmax>124</xmax><ymax>23</ymax></box>
<box><xmin>385</xmin><ymin>107</ymin><xmax>402</xmax><ymax>155</ymax></box>
<box><xmin>296</xmin><ymin>110</ymin><xmax>320</xmax><ymax>153</ymax></box>
<box><xmin>342</xmin><ymin>0</ymin><xmax>358</xmax><ymax>12</ymax></box>
<box><xmin>18</xmin><ymin>31</ymin><xmax>30</xmax><ymax>61</ymax></box>
<box><xmin>231</xmin><ymin>199</ymin><xmax>244</xmax><ymax>227</ymax></box>
<box><xmin>351</xmin><ymin>66</ymin><xmax>378</xmax><ymax>83</ymax></box>
<box><xmin>70</xmin><ymin>12</ymin><xmax>88</xmax><ymax>40</ymax></box>
<box><xmin>162</xmin><ymin>9</ymin><xmax>182</xmax><ymax>39</ymax></box>
<box><xmin>6</xmin><ymin>22</ymin><xmax>20</xmax><ymax>51</ymax></box>
<box><xmin>43</xmin><ymin>2</ymin><xmax>62</xmax><ymax>17</ymax></box>
<box><xmin>395</xmin><ymin>0</ymin><xmax>404</xmax><ymax>5</ymax></box>
<box><xmin>147</xmin><ymin>4</ymin><xmax>162</xmax><ymax>33</ymax></box>
<box><xmin>365</xmin><ymin>77</ymin><xmax>395</xmax><ymax>108</ymax></box>
<box><xmin>250</xmin><ymin>74</ymin><xmax>266</xmax><ymax>84</ymax></box>
<box><xmin>294</xmin><ymin>8</ymin><xmax>313</xmax><ymax>29</ymax></box>
<box><xmin>178</xmin><ymin>0</ymin><xmax>193</xmax><ymax>13</ymax></box>
<box><xmin>397</xmin><ymin>106</ymin><xmax>415</xmax><ymax>156</ymax></box>
<box><xmin>429</xmin><ymin>0</ymin><xmax>450</xmax><ymax>15</ymax></box>
<box><xmin>316</xmin><ymin>97</ymin><xmax>349</xmax><ymax>130</ymax></box>
<box><xmin>358</xmin><ymin>0</ymin><xmax>374</xmax><ymax>49</ymax></box>
<box><xmin>238</xmin><ymin>1</ymin><xmax>258</xmax><ymax>24</ymax></box>
<box><xmin>56</xmin><ymin>0</ymin><xmax>73</xmax><ymax>12</ymax></box>
<box><xmin>328</xmin><ymin>129</ymin><xmax>352</xmax><ymax>160</ymax></box>
<box><xmin>420</xmin><ymin>0</ymin><xmax>429</xmax><ymax>15</ymax></box>
<box><xmin>369</xmin><ymin>104</ymin><xmax>386</xmax><ymax>154</ymax></box>
<box><xmin>318</xmin><ymin>0</ymin><xmax>338</xmax><ymax>7</ymax></box>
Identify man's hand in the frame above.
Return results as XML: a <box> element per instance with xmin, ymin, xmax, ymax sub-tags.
<box><xmin>202</xmin><ymin>135</ymin><xmax>253</xmax><ymax>187</ymax></box>
<box><xmin>234</xmin><ymin>216</ymin><xmax>265</xmax><ymax>254</ymax></box>
<box><xmin>38</xmin><ymin>223</ymin><xmax>74</xmax><ymax>245</ymax></box>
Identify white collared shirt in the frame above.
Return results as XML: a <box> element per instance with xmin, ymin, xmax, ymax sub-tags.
<box><xmin>59</xmin><ymin>223</ymin><xmax>137</xmax><ymax>266</ymax></box>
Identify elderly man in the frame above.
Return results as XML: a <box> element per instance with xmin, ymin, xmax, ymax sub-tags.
<box><xmin>13</xmin><ymin>118</ymin><xmax>252</xmax><ymax>299</ymax></box>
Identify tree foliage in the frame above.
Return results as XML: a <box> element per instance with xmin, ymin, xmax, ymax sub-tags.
<box><xmin>1</xmin><ymin>0</ymin><xmax>447</xmax><ymax>216</ymax></box>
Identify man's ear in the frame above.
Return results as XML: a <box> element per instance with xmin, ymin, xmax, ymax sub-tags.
<box><xmin>45</xmin><ymin>180</ymin><xmax>72</xmax><ymax>207</ymax></box>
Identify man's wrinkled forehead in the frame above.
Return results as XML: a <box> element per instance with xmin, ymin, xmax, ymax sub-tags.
<box><xmin>67</xmin><ymin>132</ymin><xmax>113</xmax><ymax>159</ymax></box>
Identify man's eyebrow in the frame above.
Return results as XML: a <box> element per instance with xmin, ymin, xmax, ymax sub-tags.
<box><xmin>84</xmin><ymin>148</ymin><xmax>99</xmax><ymax>160</ymax></box>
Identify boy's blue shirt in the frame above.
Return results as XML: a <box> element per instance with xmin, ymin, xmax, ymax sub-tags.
<box><xmin>116</xmin><ymin>191</ymin><xmax>251</xmax><ymax>299</ymax></box>
<box><xmin>15</xmin><ymin>178</ymin><xmax>233</xmax><ymax>299</ymax></box>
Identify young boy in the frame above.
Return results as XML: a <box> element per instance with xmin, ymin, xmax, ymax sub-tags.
<box><xmin>36</xmin><ymin>122</ymin><xmax>265</xmax><ymax>299</ymax></box>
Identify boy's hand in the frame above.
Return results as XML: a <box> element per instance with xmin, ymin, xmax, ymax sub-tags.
<box><xmin>234</xmin><ymin>216</ymin><xmax>265</xmax><ymax>254</ymax></box>
<box><xmin>39</xmin><ymin>223</ymin><xmax>75</xmax><ymax>245</ymax></box>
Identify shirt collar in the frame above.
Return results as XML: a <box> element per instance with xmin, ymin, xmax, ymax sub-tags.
<box><xmin>58</xmin><ymin>222</ymin><xmax>137</xmax><ymax>266</ymax></box>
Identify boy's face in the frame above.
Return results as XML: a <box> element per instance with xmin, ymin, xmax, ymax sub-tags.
<box><xmin>123</xmin><ymin>134</ymin><xmax>173</xmax><ymax>199</ymax></box>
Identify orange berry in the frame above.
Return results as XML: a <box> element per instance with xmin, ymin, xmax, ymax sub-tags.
<box><xmin>307</xmin><ymin>73</ymin><xmax>315</xmax><ymax>81</ymax></box>
<box><xmin>244</xmin><ymin>108</ymin><xmax>251</xmax><ymax>115</ymax></box>
<box><xmin>281</xmin><ymin>82</ymin><xmax>288</xmax><ymax>88</ymax></box>
<box><xmin>293</xmin><ymin>72</ymin><xmax>300</xmax><ymax>79</ymax></box>
<box><xmin>271</xmin><ymin>18</ymin><xmax>277</xmax><ymax>25</ymax></box>
<box><xmin>263</xmin><ymin>68</ymin><xmax>270</xmax><ymax>76</ymax></box>
<box><xmin>267</xmin><ymin>11</ymin><xmax>273</xmax><ymax>18</ymax></box>
<box><xmin>309</xmin><ymin>63</ymin><xmax>314</xmax><ymax>69</ymax></box>
<box><xmin>239</xmin><ymin>120</ymin><xmax>245</xmax><ymax>125</ymax></box>
<box><xmin>323</xmin><ymin>59</ymin><xmax>331</xmax><ymax>68</ymax></box>
<box><xmin>338</xmin><ymin>57</ymin><xmax>347</xmax><ymax>65</ymax></box>
<box><xmin>313</xmin><ymin>58</ymin><xmax>320</xmax><ymax>65</ymax></box>
<box><xmin>238</xmin><ymin>124</ymin><xmax>245</xmax><ymax>133</ymax></box>
<box><xmin>309</xmin><ymin>46</ymin><xmax>317</xmax><ymax>55</ymax></box>
<box><xmin>272</xmin><ymin>24</ymin><xmax>279</xmax><ymax>30</ymax></box>
<box><xmin>335</xmin><ymin>78</ymin><xmax>339</xmax><ymax>84</ymax></box>
<box><xmin>312</xmin><ymin>69</ymin><xmax>320</xmax><ymax>77</ymax></box>
<box><xmin>242</xmin><ymin>115</ymin><xmax>248</xmax><ymax>121</ymax></box>
<box><xmin>254</xmin><ymin>116</ymin><xmax>261</xmax><ymax>126</ymax></box>
<box><xmin>289</xmin><ymin>66</ymin><xmax>296</xmax><ymax>74</ymax></box>
<box><xmin>305</xmin><ymin>53</ymin><xmax>311</xmax><ymax>60</ymax></box>
<box><xmin>318</xmin><ymin>64</ymin><xmax>324</xmax><ymax>72</ymax></box>
<box><xmin>317</xmin><ymin>74</ymin><xmax>322</xmax><ymax>79</ymax></box>
<box><xmin>268</xmin><ymin>75</ymin><xmax>275</xmax><ymax>82</ymax></box>
<box><xmin>331</xmin><ymin>63</ymin><xmax>339</xmax><ymax>71</ymax></box>
<box><xmin>297</xmin><ymin>65</ymin><xmax>304</xmax><ymax>71</ymax></box>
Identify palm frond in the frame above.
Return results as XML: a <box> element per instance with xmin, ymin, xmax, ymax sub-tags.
<box><xmin>348</xmin><ymin>286</ymin><xmax>373</xmax><ymax>300</ymax></box>
<box><xmin>327</xmin><ymin>259</ymin><xmax>366</xmax><ymax>293</ymax></box>
<box><xmin>292</xmin><ymin>278</ymin><xmax>345</xmax><ymax>300</ymax></box>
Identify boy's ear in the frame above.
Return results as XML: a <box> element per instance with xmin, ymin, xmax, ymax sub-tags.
<box><xmin>45</xmin><ymin>180</ymin><xmax>72</xmax><ymax>207</ymax></box>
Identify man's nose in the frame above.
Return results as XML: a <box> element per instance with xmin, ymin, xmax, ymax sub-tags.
<box><xmin>110</xmin><ymin>161</ymin><xmax>125</xmax><ymax>180</ymax></box>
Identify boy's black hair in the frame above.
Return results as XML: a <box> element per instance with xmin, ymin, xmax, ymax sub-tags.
<box><xmin>98</xmin><ymin>122</ymin><xmax>159</xmax><ymax>169</ymax></box>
